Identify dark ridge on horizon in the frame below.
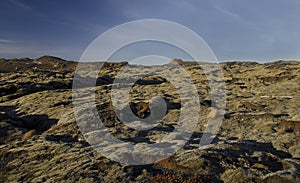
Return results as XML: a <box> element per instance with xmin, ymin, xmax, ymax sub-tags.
<box><xmin>1</xmin><ymin>55</ymin><xmax>299</xmax><ymax>73</ymax></box>
<box><xmin>1</xmin><ymin>55</ymin><xmax>299</xmax><ymax>63</ymax></box>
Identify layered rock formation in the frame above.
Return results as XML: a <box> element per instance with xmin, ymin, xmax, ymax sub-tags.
<box><xmin>0</xmin><ymin>56</ymin><xmax>299</xmax><ymax>182</ymax></box>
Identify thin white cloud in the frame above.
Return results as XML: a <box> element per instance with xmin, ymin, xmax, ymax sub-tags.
<box><xmin>212</xmin><ymin>1</ymin><xmax>240</xmax><ymax>19</ymax></box>
<box><xmin>210</xmin><ymin>0</ymin><xmax>261</xmax><ymax>31</ymax></box>
<box><xmin>166</xmin><ymin>0</ymin><xmax>198</xmax><ymax>13</ymax></box>
<box><xmin>0</xmin><ymin>39</ymin><xmax>17</xmax><ymax>44</ymax></box>
<box><xmin>0</xmin><ymin>43</ymin><xmax>83</xmax><ymax>60</ymax></box>
<box><xmin>9</xmin><ymin>0</ymin><xmax>32</xmax><ymax>10</ymax></box>
<box><xmin>112</xmin><ymin>0</ymin><xmax>189</xmax><ymax>20</ymax></box>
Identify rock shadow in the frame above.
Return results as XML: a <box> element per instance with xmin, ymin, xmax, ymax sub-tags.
<box><xmin>0</xmin><ymin>105</ymin><xmax>58</xmax><ymax>134</ymax></box>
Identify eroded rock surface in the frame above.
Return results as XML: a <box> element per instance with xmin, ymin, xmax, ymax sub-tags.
<box><xmin>0</xmin><ymin>56</ymin><xmax>299</xmax><ymax>182</ymax></box>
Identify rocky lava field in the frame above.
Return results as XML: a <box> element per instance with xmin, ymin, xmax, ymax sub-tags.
<box><xmin>0</xmin><ymin>56</ymin><xmax>300</xmax><ymax>182</ymax></box>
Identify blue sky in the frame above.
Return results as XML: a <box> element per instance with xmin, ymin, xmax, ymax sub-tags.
<box><xmin>1</xmin><ymin>0</ymin><xmax>300</xmax><ymax>62</ymax></box>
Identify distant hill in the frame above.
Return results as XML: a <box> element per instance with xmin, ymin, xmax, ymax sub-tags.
<box><xmin>0</xmin><ymin>56</ymin><xmax>77</xmax><ymax>73</ymax></box>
